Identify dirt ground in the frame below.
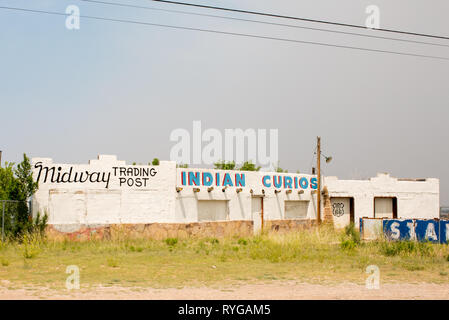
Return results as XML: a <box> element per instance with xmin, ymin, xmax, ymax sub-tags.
<box><xmin>1</xmin><ymin>281</ymin><xmax>449</xmax><ymax>300</ymax></box>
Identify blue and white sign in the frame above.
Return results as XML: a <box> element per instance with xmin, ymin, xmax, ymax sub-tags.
<box><xmin>415</xmin><ymin>220</ymin><xmax>440</xmax><ymax>243</ymax></box>
<box><xmin>383</xmin><ymin>219</ymin><xmax>415</xmax><ymax>241</ymax></box>
<box><xmin>361</xmin><ymin>218</ymin><xmax>449</xmax><ymax>244</ymax></box>
<box><xmin>439</xmin><ymin>220</ymin><xmax>449</xmax><ymax>244</ymax></box>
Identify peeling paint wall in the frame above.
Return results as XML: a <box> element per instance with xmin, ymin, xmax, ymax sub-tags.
<box><xmin>325</xmin><ymin>173</ymin><xmax>439</xmax><ymax>227</ymax></box>
<box><xmin>175</xmin><ymin>168</ymin><xmax>318</xmax><ymax>224</ymax></box>
<box><xmin>31</xmin><ymin>155</ymin><xmax>439</xmax><ymax>234</ymax></box>
<box><xmin>32</xmin><ymin>155</ymin><xmax>177</xmax><ymax>228</ymax></box>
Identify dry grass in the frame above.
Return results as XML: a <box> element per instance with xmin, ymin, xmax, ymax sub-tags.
<box><xmin>0</xmin><ymin>225</ymin><xmax>448</xmax><ymax>291</ymax></box>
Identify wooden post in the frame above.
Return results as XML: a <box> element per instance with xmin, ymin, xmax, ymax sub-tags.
<box><xmin>261</xmin><ymin>196</ymin><xmax>264</xmax><ymax>232</ymax></box>
<box><xmin>317</xmin><ymin>137</ymin><xmax>321</xmax><ymax>225</ymax></box>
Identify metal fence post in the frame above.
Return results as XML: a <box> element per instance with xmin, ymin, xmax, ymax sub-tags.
<box><xmin>2</xmin><ymin>201</ymin><xmax>5</xmax><ymax>243</ymax></box>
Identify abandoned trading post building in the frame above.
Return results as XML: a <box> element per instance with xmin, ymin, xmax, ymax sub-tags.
<box><xmin>30</xmin><ymin>155</ymin><xmax>440</xmax><ymax>240</ymax></box>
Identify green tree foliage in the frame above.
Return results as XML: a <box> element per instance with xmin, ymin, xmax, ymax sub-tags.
<box><xmin>0</xmin><ymin>154</ymin><xmax>46</xmax><ymax>239</ymax></box>
<box><xmin>238</xmin><ymin>161</ymin><xmax>261</xmax><ymax>172</ymax></box>
<box><xmin>0</xmin><ymin>163</ymin><xmax>16</xmax><ymax>200</ymax></box>
<box><xmin>152</xmin><ymin>158</ymin><xmax>160</xmax><ymax>166</ymax></box>
<box><xmin>14</xmin><ymin>154</ymin><xmax>38</xmax><ymax>200</ymax></box>
<box><xmin>214</xmin><ymin>160</ymin><xmax>236</xmax><ymax>170</ymax></box>
<box><xmin>272</xmin><ymin>161</ymin><xmax>288</xmax><ymax>173</ymax></box>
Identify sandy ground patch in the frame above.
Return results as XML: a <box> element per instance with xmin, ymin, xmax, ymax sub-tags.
<box><xmin>1</xmin><ymin>281</ymin><xmax>448</xmax><ymax>300</ymax></box>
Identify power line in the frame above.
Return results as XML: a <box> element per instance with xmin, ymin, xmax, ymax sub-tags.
<box><xmin>149</xmin><ymin>0</ymin><xmax>449</xmax><ymax>41</ymax></box>
<box><xmin>79</xmin><ymin>0</ymin><xmax>449</xmax><ymax>48</ymax></box>
<box><xmin>1</xmin><ymin>6</ymin><xmax>448</xmax><ymax>61</ymax></box>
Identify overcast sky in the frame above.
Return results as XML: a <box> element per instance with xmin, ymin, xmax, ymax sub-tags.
<box><xmin>1</xmin><ymin>0</ymin><xmax>448</xmax><ymax>204</ymax></box>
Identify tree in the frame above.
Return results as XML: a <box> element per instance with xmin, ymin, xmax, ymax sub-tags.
<box><xmin>152</xmin><ymin>158</ymin><xmax>160</xmax><ymax>166</ymax></box>
<box><xmin>14</xmin><ymin>154</ymin><xmax>38</xmax><ymax>201</ymax></box>
<box><xmin>214</xmin><ymin>160</ymin><xmax>236</xmax><ymax>170</ymax></box>
<box><xmin>0</xmin><ymin>162</ymin><xmax>16</xmax><ymax>200</ymax></box>
<box><xmin>0</xmin><ymin>154</ymin><xmax>46</xmax><ymax>238</ymax></box>
<box><xmin>238</xmin><ymin>161</ymin><xmax>261</xmax><ymax>172</ymax></box>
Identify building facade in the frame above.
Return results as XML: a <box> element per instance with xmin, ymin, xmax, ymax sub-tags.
<box><xmin>31</xmin><ymin>155</ymin><xmax>440</xmax><ymax>239</ymax></box>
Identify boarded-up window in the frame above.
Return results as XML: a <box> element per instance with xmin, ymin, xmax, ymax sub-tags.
<box><xmin>374</xmin><ymin>197</ymin><xmax>397</xmax><ymax>219</ymax></box>
<box><xmin>197</xmin><ymin>200</ymin><xmax>229</xmax><ymax>222</ymax></box>
<box><xmin>284</xmin><ymin>201</ymin><xmax>309</xmax><ymax>219</ymax></box>
<box><xmin>49</xmin><ymin>189</ymin><xmax>85</xmax><ymax>224</ymax></box>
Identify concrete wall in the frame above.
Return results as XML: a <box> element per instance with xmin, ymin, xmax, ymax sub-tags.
<box><xmin>32</xmin><ymin>155</ymin><xmax>177</xmax><ymax>232</ymax></box>
<box><xmin>325</xmin><ymin>173</ymin><xmax>440</xmax><ymax>227</ymax></box>
<box><xmin>175</xmin><ymin>168</ymin><xmax>318</xmax><ymax>226</ymax></box>
<box><xmin>31</xmin><ymin>155</ymin><xmax>440</xmax><ymax>236</ymax></box>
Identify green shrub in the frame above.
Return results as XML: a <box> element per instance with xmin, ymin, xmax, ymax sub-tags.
<box><xmin>0</xmin><ymin>154</ymin><xmax>47</xmax><ymax>239</ymax></box>
<box><xmin>380</xmin><ymin>241</ymin><xmax>414</xmax><ymax>256</ymax></box>
<box><xmin>237</xmin><ymin>238</ymin><xmax>248</xmax><ymax>246</ymax></box>
<box><xmin>207</xmin><ymin>238</ymin><xmax>219</xmax><ymax>245</ymax></box>
<box><xmin>20</xmin><ymin>233</ymin><xmax>42</xmax><ymax>259</ymax></box>
<box><xmin>379</xmin><ymin>240</ymin><xmax>433</xmax><ymax>257</ymax></box>
<box><xmin>165</xmin><ymin>238</ymin><xmax>178</xmax><ymax>246</ymax></box>
<box><xmin>340</xmin><ymin>239</ymin><xmax>356</xmax><ymax>251</ymax></box>
<box><xmin>344</xmin><ymin>223</ymin><xmax>360</xmax><ymax>244</ymax></box>
<box><xmin>339</xmin><ymin>223</ymin><xmax>360</xmax><ymax>251</ymax></box>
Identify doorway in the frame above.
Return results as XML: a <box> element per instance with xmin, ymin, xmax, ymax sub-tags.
<box><xmin>251</xmin><ymin>196</ymin><xmax>263</xmax><ymax>233</ymax></box>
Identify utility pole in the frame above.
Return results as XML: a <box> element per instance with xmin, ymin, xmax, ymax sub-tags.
<box><xmin>316</xmin><ymin>137</ymin><xmax>321</xmax><ymax>225</ymax></box>
<box><xmin>0</xmin><ymin>150</ymin><xmax>2</xmax><ymax>167</ymax></box>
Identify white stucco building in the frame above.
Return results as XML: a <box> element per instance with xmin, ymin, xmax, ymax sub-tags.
<box><xmin>30</xmin><ymin>155</ymin><xmax>440</xmax><ymax>238</ymax></box>
<box><xmin>325</xmin><ymin>174</ymin><xmax>440</xmax><ymax>228</ymax></box>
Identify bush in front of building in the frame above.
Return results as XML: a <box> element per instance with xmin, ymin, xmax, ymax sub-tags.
<box><xmin>0</xmin><ymin>153</ymin><xmax>47</xmax><ymax>240</ymax></box>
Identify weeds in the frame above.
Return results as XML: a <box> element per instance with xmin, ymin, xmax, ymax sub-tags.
<box><xmin>379</xmin><ymin>240</ymin><xmax>434</xmax><ymax>257</ymax></box>
<box><xmin>344</xmin><ymin>223</ymin><xmax>360</xmax><ymax>244</ymax></box>
<box><xmin>237</xmin><ymin>238</ymin><xmax>248</xmax><ymax>246</ymax></box>
<box><xmin>106</xmin><ymin>257</ymin><xmax>119</xmax><ymax>268</ymax></box>
<box><xmin>20</xmin><ymin>233</ymin><xmax>43</xmax><ymax>259</ymax></box>
<box><xmin>0</xmin><ymin>226</ymin><xmax>448</xmax><ymax>288</ymax></box>
<box><xmin>1</xmin><ymin>258</ymin><xmax>9</xmax><ymax>266</ymax></box>
<box><xmin>165</xmin><ymin>238</ymin><xmax>178</xmax><ymax>246</ymax></box>
<box><xmin>340</xmin><ymin>223</ymin><xmax>360</xmax><ymax>251</ymax></box>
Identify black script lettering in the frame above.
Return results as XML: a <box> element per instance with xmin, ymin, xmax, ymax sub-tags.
<box><xmin>61</xmin><ymin>167</ymin><xmax>73</xmax><ymax>183</ymax></box>
<box><xmin>34</xmin><ymin>162</ymin><xmax>56</xmax><ymax>183</ymax></box>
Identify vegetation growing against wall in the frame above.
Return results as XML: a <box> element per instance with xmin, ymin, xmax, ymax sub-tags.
<box><xmin>214</xmin><ymin>160</ymin><xmax>261</xmax><ymax>171</ymax></box>
<box><xmin>0</xmin><ymin>154</ymin><xmax>47</xmax><ymax>239</ymax></box>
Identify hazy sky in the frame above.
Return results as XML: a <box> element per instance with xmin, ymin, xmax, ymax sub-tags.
<box><xmin>1</xmin><ymin>0</ymin><xmax>448</xmax><ymax>204</ymax></box>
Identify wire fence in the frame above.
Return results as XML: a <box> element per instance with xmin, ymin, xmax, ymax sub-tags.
<box><xmin>0</xmin><ymin>200</ymin><xmax>31</xmax><ymax>242</ymax></box>
<box><xmin>441</xmin><ymin>207</ymin><xmax>449</xmax><ymax>219</ymax></box>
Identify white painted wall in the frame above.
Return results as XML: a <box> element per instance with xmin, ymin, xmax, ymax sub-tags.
<box><xmin>175</xmin><ymin>168</ymin><xmax>318</xmax><ymax>223</ymax></box>
<box><xmin>330</xmin><ymin>197</ymin><xmax>351</xmax><ymax>229</ymax></box>
<box><xmin>324</xmin><ymin>173</ymin><xmax>440</xmax><ymax>227</ymax></box>
<box><xmin>32</xmin><ymin>155</ymin><xmax>177</xmax><ymax>228</ymax></box>
<box><xmin>31</xmin><ymin>155</ymin><xmax>440</xmax><ymax>230</ymax></box>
